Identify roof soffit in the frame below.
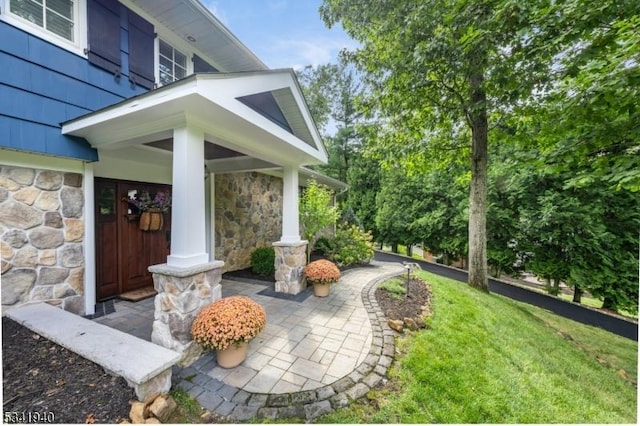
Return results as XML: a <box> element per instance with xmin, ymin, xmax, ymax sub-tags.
<box><xmin>123</xmin><ymin>0</ymin><xmax>267</xmax><ymax>72</ymax></box>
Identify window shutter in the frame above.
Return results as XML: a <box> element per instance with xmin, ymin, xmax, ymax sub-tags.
<box><xmin>193</xmin><ymin>54</ymin><xmax>218</xmax><ymax>73</ymax></box>
<box><xmin>128</xmin><ymin>11</ymin><xmax>155</xmax><ymax>89</ymax></box>
<box><xmin>87</xmin><ymin>0</ymin><xmax>121</xmax><ymax>74</ymax></box>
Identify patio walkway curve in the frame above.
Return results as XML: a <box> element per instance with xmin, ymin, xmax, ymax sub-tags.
<box><xmin>95</xmin><ymin>261</ymin><xmax>405</xmax><ymax>421</ymax></box>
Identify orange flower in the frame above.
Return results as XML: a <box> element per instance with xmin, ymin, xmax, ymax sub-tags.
<box><xmin>304</xmin><ymin>259</ymin><xmax>340</xmax><ymax>285</ymax></box>
<box><xmin>191</xmin><ymin>296</ymin><xmax>266</xmax><ymax>351</ymax></box>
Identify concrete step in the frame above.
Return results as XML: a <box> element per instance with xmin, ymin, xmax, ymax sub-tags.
<box><xmin>6</xmin><ymin>302</ymin><xmax>180</xmax><ymax>400</ymax></box>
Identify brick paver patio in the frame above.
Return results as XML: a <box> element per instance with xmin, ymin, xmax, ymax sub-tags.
<box><xmin>94</xmin><ymin>260</ymin><xmax>405</xmax><ymax>420</ymax></box>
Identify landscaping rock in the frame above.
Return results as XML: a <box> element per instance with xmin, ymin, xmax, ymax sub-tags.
<box><xmin>129</xmin><ymin>402</ymin><xmax>146</xmax><ymax>424</ymax></box>
<box><xmin>149</xmin><ymin>394</ymin><xmax>177</xmax><ymax>422</ymax></box>
<box><xmin>127</xmin><ymin>393</ymin><xmax>177</xmax><ymax>424</ymax></box>
<box><xmin>404</xmin><ymin>317</ymin><xmax>419</xmax><ymax>331</ymax></box>
<box><xmin>388</xmin><ymin>319</ymin><xmax>404</xmax><ymax>332</ymax></box>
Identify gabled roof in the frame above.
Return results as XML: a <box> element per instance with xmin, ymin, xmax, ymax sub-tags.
<box><xmin>61</xmin><ymin>70</ymin><xmax>328</xmax><ymax>167</ymax></box>
<box><xmin>126</xmin><ymin>0</ymin><xmax>267</xmax><ymax>72</ymax></box>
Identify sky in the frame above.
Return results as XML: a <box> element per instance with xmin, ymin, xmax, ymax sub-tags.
<box><xmin>201</xmin><ymin>0</ymin><xmax>357</xmax><ymax>70</ymax></box>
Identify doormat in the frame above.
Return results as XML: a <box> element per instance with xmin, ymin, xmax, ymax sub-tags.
<box><xmin>119</xmin><ymin>286</ymin><xmax>157</xmax><ymax>302</ymax></box>
<box><xmin>223</xmin><ymin>269</ymin><xmax>273</xmax><ymax>286</ymax></box>
<box><xmin>257</xmin><ymin>286</ymin><xmax>313</xmax><ymax>302</ymax></box>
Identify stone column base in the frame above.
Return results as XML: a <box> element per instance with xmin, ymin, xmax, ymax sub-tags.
<box><xmin>273</xmin><ymin>241</ymin><xmax>307</xmax><ymax>295</ymax></box>
<box><xmin>149</xmin><ymin>261</ymin><xmax>224</xmax><ymax>366</ymax></box>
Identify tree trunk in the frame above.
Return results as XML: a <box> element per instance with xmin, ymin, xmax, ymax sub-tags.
<box><xmin>391</xmin><ymin>243</ymin><xmax>398</xmax><ymax>253</ymax></box>
<box><xmin>406</xmin><ymin>245</ymin><xmax>413</xmax><ymax>257</ymax></box>
<box><xmin>602</xmin><ymin>296</ymin><xmax>617</xmax><ymax>312</ymax></box>
<box><xmin>572</xmin><ymin>285</ymin><xmax>582</xmax><ymax>303</ymax></box>
<box><xmin>467</xmin><ymin>68</ymin><xmax>489</xmax><ymax>292</ymax></box>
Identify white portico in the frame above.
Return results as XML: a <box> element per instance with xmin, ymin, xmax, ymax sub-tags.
<box><xmin>62</xmin><ymin>70</ymin><xmax>328</xmax><ymax>361</ymax></box>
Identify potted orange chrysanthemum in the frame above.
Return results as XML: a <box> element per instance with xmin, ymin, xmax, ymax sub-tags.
<box><xmin>191</xmin><ymin>296</ymin><xmax>266</xmax><ymax>368</ymax></box>
<box><xmin>304</xmin><ymin>259</ymin><xmax>341</xmax><ymax>297</ymax></box>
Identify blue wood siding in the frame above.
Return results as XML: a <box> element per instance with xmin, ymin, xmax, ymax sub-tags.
<box><xmin>0</xmin><ymin>16</ymin><xmax>150</xmax><ymax>162</ymax></box>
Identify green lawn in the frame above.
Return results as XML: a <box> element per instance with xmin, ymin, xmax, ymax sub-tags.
<box><xmin>317</xmin><ymin>271</ymin><xmax>637</xmax><ymax>424</ymax></box>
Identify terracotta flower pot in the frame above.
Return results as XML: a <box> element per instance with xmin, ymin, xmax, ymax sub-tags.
<box><xmin>139</xmin><ymin>210</ymin><xmax>163</xmax><ymax>231</ymax></box>
<box><xmin>312</xmin><ymin>282</ymin><xmax>331</xmax><ymax>297</ymax></box>
<box><xmin>216</xmin><ymin>341</ymin><xmax>248</xmax><ymax>368</ymax></box>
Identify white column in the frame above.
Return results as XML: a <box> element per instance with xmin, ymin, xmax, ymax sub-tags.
<box><xmin>209</xmin><ymin>172</ymin><xmax>216</xmax><ymax>261</ymax></box>
<box><xmin>167</xmin><ymin>125</ymin><xmax>209</xmax><ymax>268</ymax></box>
<box><xmin>280</xmin><ymin>165</ymin><xmax>301</xmax><ymax>243</ymax></box>
<box><xmin>83</xmin><ymin>163</ymin><xmax>96</xmax><ymax>316</ymax></box>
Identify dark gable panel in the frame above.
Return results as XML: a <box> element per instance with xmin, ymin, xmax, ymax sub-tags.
<box><xmin>237</xmin><ymin>92</ymin><xmax>293</xmax><ymax>133</ymax></box>
<box><xmin>87</xmin><ymin>0</ymin><xmax>121</xmax><ymax>74</ymax></box>
<box><xmin>128</xmin><ymin>10</ymin><xmax>155</xmax><ymax>89</ymax></box>
<box><xmin>193</xmin><ymin>54</ymin><xmax>218</xmax><ymax>73</ymax></box>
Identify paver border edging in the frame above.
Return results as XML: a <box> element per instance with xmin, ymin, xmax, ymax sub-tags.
<box><xmin>172</xmin><ymin>266</ymin><xmax>404</xmax><ymax>422</ymax></box>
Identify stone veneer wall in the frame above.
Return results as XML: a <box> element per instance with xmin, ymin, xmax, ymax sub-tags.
<box><xmin>0</xmin><ymin>166</ymin><xmax>85</xmax><ymax>314</ymax></box>
<box><xmin>215</xmin><ymin>172</ymin><xmax>282</xmax><ymax>273</ymax></box>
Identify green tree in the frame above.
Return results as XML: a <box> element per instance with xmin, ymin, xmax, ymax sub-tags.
<box><xmin>375</xmin><ymin>167</ymin><xmax>418</xmax><ymax>252</ymax></box>
<box><xmin>321</xmin><ymin>0</ymin><xmax>557</xmax><ymax>291</ymax></box>
<box><xmin>521</xmin><ymin>3</ymin><xmax>640</xmax><ymax>193</ymax></box>
<box><xmin>484</xmin><ymin>137</ymin><xmax>640</xmax><ymax>313</ymax></box>
<box><xmin>410</xmin><ymin>166</ymin><xmax>468</xmax><ymax>265</ymax></box>
<box><xmin>517</xmin><ymin>170</ymin><xmax>640</xmax><ymax>314</ymax></box>
<box><xmin>297</xmin><ymin>63</ymin><xmax>364</xmax><ymax>183</ymax></box>
<box><xmin>485</xmin><ymin>142</ymin><xmax>536</xmax><ymax>278</ymax></box>
<box><xmin>297</xmin><ymin>63</ymin><xmax>380</xmax><ymax>238</ymax></box>
<box><xmin>296</xmin><ymin>64</ymin><xmax>336</xmax><ymax>134</ymax></box>
<box><xmin>346</xmin><ymin>151</ymin><xmax>381</xmax><ymax>240</ymax></box>
<box><xmin>299</xmin><ymin>180</ymin><xmax>339</xmax><ymax>262</ymax></box>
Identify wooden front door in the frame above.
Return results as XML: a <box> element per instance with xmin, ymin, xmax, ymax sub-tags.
<box><xmin>95</xmin><ymin>178</ymin><xmax>171</xmax><ymax>300</ymax></box>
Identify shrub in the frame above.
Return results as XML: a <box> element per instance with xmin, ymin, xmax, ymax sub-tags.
<box><xmin>191</xmin><ymin>296</ymin><xmax>266</xmax><ymax>351</ymax></box>
<box><xmin>250</xmin><ymin>247</ymin><xmax>275</xmax><ymax>276</ymax></box>
<box><xmin>379</xmin><ymin>278</ymin><xmax>407</xmax><ymax>300</ymax></box>
<box><xmin>314</xmin><ymin>236</ymin><xmax>333</xmax><ymax>256</ymax></box>
<box><xmin>328</xmin><ymin>223</ymin><xmax>375</xmax><ymax>267</ymax></box>
<box><xmin>304</xmin><ymin>259</ymin><xmax>341</xmax><ymax>285</ymax></box>
<box><xmin>299</xmin><ymin>180</ymin><xmax>339</xmax><ymax>261</ymax></box>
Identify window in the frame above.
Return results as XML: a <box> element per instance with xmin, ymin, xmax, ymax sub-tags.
<box><xmin>158</xmin><ymin>39</ymin><xmax>187</xmax><ymax>86</ymax></box>
<box><xmin>8</xmin><ymin>0</ymin><xmax>77</xmax><ymax>42</ymax></box>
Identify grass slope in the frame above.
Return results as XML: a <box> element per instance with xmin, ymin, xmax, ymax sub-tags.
<box><xmin>318</xmin><ymin>271</ymin><xmax>637</xmax><ymax>424</ymax></box>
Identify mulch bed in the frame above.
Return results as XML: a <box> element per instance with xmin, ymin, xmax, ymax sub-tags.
<box><xmin>375</xmin><ymin>277</ymin><xmax>432</xmax><ymax>321</ymax></box>
<box><xmin>223</xmin><ymin>267</ymin><xmax>274</xmax><ymax>283</ymax></box>
<box><xmin>2</xmin><ymin>316</ymin><xmax>134</xmax><ymax>424</ymax></box>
